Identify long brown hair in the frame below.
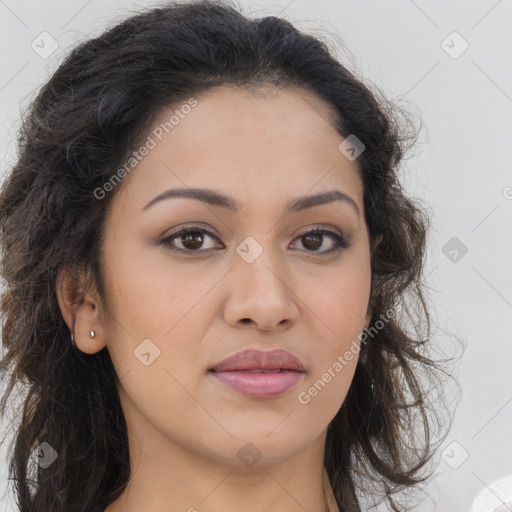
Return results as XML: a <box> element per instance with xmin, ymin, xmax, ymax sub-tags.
<box><xmin>0</xmin><ymin>1</ymin><xmax>456</xmax><ymax>510</ymax></box>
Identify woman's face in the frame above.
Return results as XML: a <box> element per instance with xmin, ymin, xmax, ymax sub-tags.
<box><xmin>96</xmin><ymin>85</ymin><xmax>372</xmax><ymax>469</ymax></box>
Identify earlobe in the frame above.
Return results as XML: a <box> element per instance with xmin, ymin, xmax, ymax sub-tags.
<box><xmin>55</xmin><ymin>267</ymin><xmax>107</xmax><ymax>354</ymax></box>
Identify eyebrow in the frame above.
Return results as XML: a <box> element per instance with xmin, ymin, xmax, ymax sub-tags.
<box><xmin>142</xmin><ymin>187</ymin><xmax>360</xmax><ymax>217</ymax></box>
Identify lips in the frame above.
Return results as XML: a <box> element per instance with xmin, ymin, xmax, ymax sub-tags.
<box><xmin>209</xmin><ymin>349</ymin><xmax>306</xmax><ymax>398</ymax></box>
<box><xmin>209</xmin><ymin>348</ymin><xmax>306</xmax><ymax>373</ymax></box>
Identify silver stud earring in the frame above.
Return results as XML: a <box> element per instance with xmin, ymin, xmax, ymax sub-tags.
<box><xmin>90</xmin><ymin>330</ymin><xmax>96</xmax><ymax>339</ymax></box>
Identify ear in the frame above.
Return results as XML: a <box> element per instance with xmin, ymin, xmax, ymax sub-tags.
<box><xmin>55</xmin><ymin>266</ymin><xmax>107</xmax><ymax>354</ymax></box>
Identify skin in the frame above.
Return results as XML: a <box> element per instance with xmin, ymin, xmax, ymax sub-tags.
<box><xmin>57</xmin><ymin>84</ymin><xmax>379</xmax><ymax>512</ymax></box>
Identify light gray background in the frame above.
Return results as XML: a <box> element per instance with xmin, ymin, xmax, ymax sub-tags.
<box><xmin>0</xmin><ymin>1</ymin><xmax>511</xmax><ymax>511</ymax></box>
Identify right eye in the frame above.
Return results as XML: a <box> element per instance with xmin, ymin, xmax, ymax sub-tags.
<box><xmin>160</xmin><ymin>226</ymin><xmax>224</xmax><ymax>253</ymax></box>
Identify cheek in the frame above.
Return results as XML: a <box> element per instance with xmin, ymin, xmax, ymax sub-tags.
<box><xmin>294</xmin><ymin>255</ymin><xmax>371</xmax><ymax>414</ymax></box>
<box><xmin>294</xmin><ymin>282</ymin><xmax>366</xmax><ymax>424</ymax></box>
<box><xmin>101</xmin><ymin>234</ymin><xmax>209</xmax><ymax>337</ymax></box>
<box><xmin>302</xmin><ymin>256</ymin><xmax>371</xmax><ymax>346</ymax></box>
<box><xmin>101</xmin><ymin>245</ymin><xmax>221</xmax><ymax>396</ymax></box>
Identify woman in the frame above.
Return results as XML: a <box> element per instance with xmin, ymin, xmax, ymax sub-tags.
<box><xmin>0</xmin><ymin>1</ymin><xmax>450</xmax><ymax>511</ymax></box>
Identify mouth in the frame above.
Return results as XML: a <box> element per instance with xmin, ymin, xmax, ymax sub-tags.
<box><xmin>209</xmin><ymin>348</ymin><xmax>305</xmax><ymax>373</ymax></box>
<box><xmin>216</xmin><ymin>369</ymin><xmax>287</xmax><ymax>373</ymax></box>
<box><xmin>208</xmin><ymin>349</ymin><xmax>306</xmax><ymax>398</ymax></box>
<box><xmin>209</xmin><ymin>368</ymin><xmax>305</xmax><ymax>398</ymax></box>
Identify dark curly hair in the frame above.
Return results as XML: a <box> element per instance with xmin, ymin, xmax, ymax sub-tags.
<box><xmin>0</xmin><ymin>1</ymin><xmax>455</xmax><ymax>511</ymax></box>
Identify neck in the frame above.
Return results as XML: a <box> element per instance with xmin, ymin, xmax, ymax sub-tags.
<box><xmin>104</xmin><ymin>426</ymin><xmax>332</xmax><ymax>512</ymax></box>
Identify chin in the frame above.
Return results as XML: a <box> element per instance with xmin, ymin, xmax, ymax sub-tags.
<box><xmin>196</xmin><ymin>427</ymin><xmax>319</xmax><ymax>470</ymax></box>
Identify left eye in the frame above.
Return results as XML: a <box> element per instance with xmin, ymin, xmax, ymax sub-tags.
<box><xmin>160</xmin><ymin>226</ymin><xmax>348</xmax><ymax>254</ymax></box>
<box><xmin>290</xmin><ymin>227</ymin><xmax>348</xmax><ymax>253</ymax></box>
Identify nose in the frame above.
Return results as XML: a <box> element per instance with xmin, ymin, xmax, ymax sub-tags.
<box><xmin>223</xmin><ymin>249</ymin><xmax>300</xmax><ymax>332</ymax></box>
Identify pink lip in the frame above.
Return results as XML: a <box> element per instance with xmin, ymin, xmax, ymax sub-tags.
<box><xmin>209</xmin><ymin>349</ymin><xmax>306</xmax><ymax>398</ymax></box>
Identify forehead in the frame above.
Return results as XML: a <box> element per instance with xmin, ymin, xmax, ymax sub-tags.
<box><xmin>158</xmin><ymin>84</ymin><xmax>343</xmax><ymax>156</ymax></box>
<box><xmin>110</xmin><ymin>85</ymin><xmax>364</xmax><ymax>216</ymax></box>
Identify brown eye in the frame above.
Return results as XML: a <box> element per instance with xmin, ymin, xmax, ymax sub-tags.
<box><xmin>179</xmin><ymin>230</ymin><xmax>206</xmax><ymax>250</ymax></box>
<box><xmin>292</xmin><ymin>227</ymin><xmax>349</xmax><ymax>254</ymax></box>
<box><xmin>302</xmin><ymin>232</ymin><xmax>323</xmax><ymax>251</ymax></box>
<box><xmin>161</xmin><ymin>227</ymin><xmax>222</xmax><ymax>253</ymax></box>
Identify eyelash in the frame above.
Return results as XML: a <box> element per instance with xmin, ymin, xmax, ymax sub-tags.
<box><xmin>159</xmin><ymin>224</ymin><xmax>349</xmax><ymax>255</ymax></box>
